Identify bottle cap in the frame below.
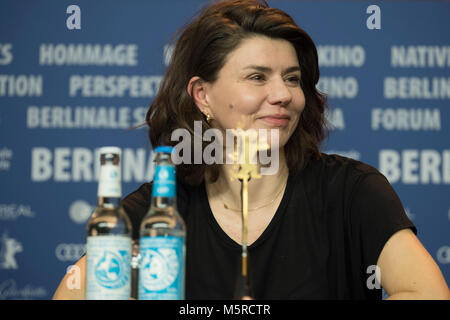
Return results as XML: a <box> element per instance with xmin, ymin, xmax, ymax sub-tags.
<box><xmin>99</xmin><ymin>146</ymin><xmax>122</xmax><ymax>156</ymax></box>
<box><xmin>154</xmin><ymin>146</ymin><xmax>174</xmax><ymax>154</ymax></box>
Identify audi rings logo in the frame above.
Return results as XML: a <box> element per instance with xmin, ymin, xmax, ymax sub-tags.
<box><xmin>55</xmin><ymin>243</ymin><xmax>85</xmax><ymax>261</ymax></box>
<box><xmin>437</xmin><ymin>246</ymin><xmax>450</xmax><ymax>264</ymax></box>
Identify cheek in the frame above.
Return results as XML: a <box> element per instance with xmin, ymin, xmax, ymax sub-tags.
<box><xmin>215</xmin><ymin>94</ymin><xmax>263</xmax><ymax>129</ymax></box>
<box><xmin>210</xmin><ymin>85</ymin><xmax>262</xmax><ymax>117</ymax></box>
<box><xmin>230</xmin><ymin>92</ymin><xmax>263</xmax><ymax>114</ymax></box>
<box><xmin>285</xmin><ymin>91</ymin><xmax>306</xmax><ymax>135</ymax></box>
<box><xmin>294</xmin><ymin>89</ymin><xmax>306</xmax><ymax>113</ymax></box>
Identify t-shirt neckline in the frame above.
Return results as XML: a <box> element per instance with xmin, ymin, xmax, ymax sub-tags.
<box><xmin>201</xmin><ymin>172</ymin><xmax>295</xmax><ymax>251</ymax></box>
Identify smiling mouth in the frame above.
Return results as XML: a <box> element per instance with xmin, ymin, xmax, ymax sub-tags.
<box><xmin>258</xmin><ymin>115</ymin><xmax>290</xmax><ymax>127</ymax></box>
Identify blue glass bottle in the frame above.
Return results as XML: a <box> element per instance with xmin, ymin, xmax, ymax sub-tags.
<box><xmin>138</xmin><ymin>146</ymin><xmax>186</xmax><ymax>300</ymax></box>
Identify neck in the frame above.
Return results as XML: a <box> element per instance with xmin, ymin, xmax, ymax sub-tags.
<box><xmin>98</xmin><ymin>196</ymin><xmax>121</xmax><ymax>208</ymax></box>
<box><xmin>206</xmin><ymin>149</ymin><xmax>288</xmax><ymax>214</ymax></box>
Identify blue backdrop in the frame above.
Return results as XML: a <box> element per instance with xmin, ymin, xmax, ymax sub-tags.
<box><xmin>0</xmin><ymin>0</ymin><xmax>449</xmax><ymax>299</ymax></box>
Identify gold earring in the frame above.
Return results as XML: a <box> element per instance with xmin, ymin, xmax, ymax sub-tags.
<box><xmin>205</xmin><ymin>113</ymin><xmax>211</xmax><ymax>123</ymax></box>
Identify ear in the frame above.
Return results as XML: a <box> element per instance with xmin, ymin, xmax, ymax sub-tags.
<box><xmin>187</xmin><ymin>76</ymin><xmax>213</xmax><ymax>117</ymax></box>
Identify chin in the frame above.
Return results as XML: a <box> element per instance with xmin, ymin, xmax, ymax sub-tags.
<box><xmin>259</xmin><ymin>135</ymin><xmax>290</xmax><ymax>152</ymax></box>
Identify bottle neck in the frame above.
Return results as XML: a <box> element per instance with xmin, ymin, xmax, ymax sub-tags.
<box><xmin>97</xmin><ymin>162</ymin><xmax>122</xmax><ymax>199</ymax></box>
<box><xmin>151</xmin><ymin>163</ymin><xmax>177</xmax><ymax>211</ymax></box>
<box><xmin>98</xmin><ymin>196</ymin><xmax>121</xmax><ymax>209</ymax></box>
<box><xmin>151</xmin><ymin>195</ymin><xmax>177</xmax><ymax>210</ymax></box>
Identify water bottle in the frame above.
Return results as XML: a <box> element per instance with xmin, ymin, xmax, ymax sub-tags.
<box><xmin>138</xmin><ymin>146</ymin><xmax>186</xmax><ymax>300</ymax></box>
<box><xmin>86</xmin><ymin>147</ymin><xmax>132</xmax><ymax>300</ymax></box>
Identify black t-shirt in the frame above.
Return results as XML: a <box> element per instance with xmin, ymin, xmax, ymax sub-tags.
<box><xmin>122</xmin><ymin>153</ymin><xmax>416</xmax><ymax>299</ymax></box>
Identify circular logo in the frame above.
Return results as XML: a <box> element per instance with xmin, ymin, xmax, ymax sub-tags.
<box><xmin>69</xmin><ymin>200</ymin><xmax>93</xmax><ymax>224</ymax></box>
<box><xmin>437</xmin><ymin>246</ymin><xmax>450</xmax><ymax>264</ymax></box>
<box><xmin>141</xmin><ymin>249</ymin><xmax>179</xmax><ymax>291</ymax></box>
<box><xmin>94</xmin><ymin>250</ymin><xmax>129</xmax><ymax>289</ymax></box>
<box><xmin>158</xmin><ymin>168</ymin><xmax>169</xmax><ymax>180</ymax></box>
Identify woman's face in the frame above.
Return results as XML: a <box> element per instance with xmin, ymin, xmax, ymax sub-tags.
<box><xmin>200</xmin><ymin>35</ymin><xmax>306</xmax><ymax>149</ymax></box>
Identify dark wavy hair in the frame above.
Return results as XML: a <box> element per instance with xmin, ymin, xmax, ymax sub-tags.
<box><xmin>147</xmin><ymin>0</ymin><xmax>328</xmax><ymax>186</ymax></box>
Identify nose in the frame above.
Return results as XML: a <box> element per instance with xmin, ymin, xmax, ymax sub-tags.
<box><xmin>267</xmin><ymin>77</ymin><xmax>293</xmax><ymax>107</ymax></box>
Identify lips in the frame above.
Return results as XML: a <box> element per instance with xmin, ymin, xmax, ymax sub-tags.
<box><xmin>258</xmin><ymin>114</ymin><xmax>291</xmax><ymax>126</ymax></box>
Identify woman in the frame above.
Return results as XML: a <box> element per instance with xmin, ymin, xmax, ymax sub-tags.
<box><xmin>54</xmin><ymin>0</ymin><xmax>449</xmax><ymax>299</ymax></box>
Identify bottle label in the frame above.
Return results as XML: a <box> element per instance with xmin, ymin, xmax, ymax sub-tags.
<box><xmin>152</xmin><ymin>165</ymin><xmax>176</xmax><ymax>197</ymax></box>
<box><xmin>86</xmin><ymin>235</ymin><xmax>131</xmax><ymax>300</ymax></box>
<box><xmin>98</xmin><ymin>163</ymin><xmax>121</xmax><ymax>198</ymax></box>
<box><xmin>138</xmin><ymin>236</ymin><xmax>184</xmax><ymax>300</ymax></box>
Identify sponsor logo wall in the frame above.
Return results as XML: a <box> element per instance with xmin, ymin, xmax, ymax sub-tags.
<box><xmin>0</xmin><ymin>1</ymin><xmax>448</xmax><ymax>299</ymax></box>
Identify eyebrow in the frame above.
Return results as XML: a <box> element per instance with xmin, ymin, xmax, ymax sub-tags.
<box><xmin>243</xmin><ymin>65</ymin><xmax>301</xmax><ymax>75</ymax></box>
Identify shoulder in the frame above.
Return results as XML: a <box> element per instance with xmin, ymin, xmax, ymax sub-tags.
<box><xmin>311</xmin><ymin>154</ymin><xmax>416</xmax><ymax>233</ymax></box>
<box><xmin>315</xmin><ymin>153</ymin><xmax>379</xmax><ymax>176</ymax></box>
<box><xmin>123</xmin><ymin>182</ymin><xmax>152</xmax><ymax>212</ymax></box>
<box><xmin>299</xmin><ymin>153</ymin><xmax>383</xmax><ymax>188</ymax></box>
<box><xmin>122</xmin><ymin>178</ymin><xmax>192</xmax><ymax>221</ymax></box>
<box><xmin>292</xmin><ymin>153</ymin><xmax>395</xmax><ymax>213</ymax></box>
<box><xmin>122</xmin><ymin>183</ymin><xmax>153</xmax><ymax>239</ymax></box>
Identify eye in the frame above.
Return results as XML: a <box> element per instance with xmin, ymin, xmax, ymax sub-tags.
<box><xmin>249</xmin><ymin>74</ymin><xmax>265</xmax><ymax>81</ymax></box>
<box><xmin>286</xmin><ymin>75</ymin><xmax>301</xmax><ymax>85</ymax></box>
